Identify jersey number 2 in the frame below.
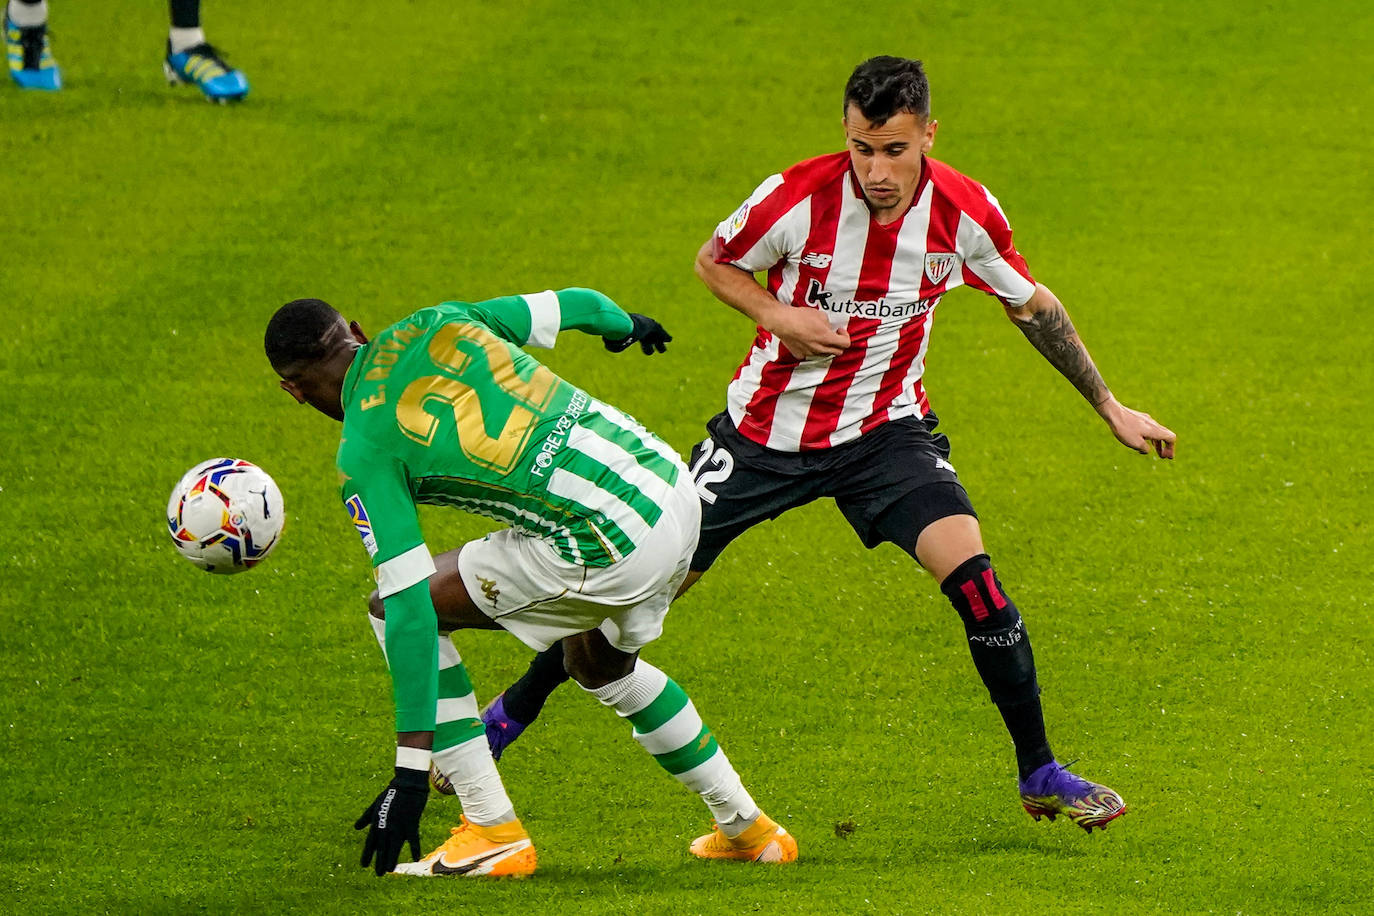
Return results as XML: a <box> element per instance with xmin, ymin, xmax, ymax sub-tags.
<box><xmin>688</xmin><ymin>438</ymin><xmax>734</xmax><ymax>505</ymax></box>
<box><xmin>397</xmin><ymin>324</ymin><xmax>557</xmax><ymax>473</ymax></box>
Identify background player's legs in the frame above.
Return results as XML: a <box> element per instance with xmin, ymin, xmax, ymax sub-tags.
<box><xmin>6</xmin><ymin>0</ymin><xmax>60</xmax><ymax>90</ymax></box>
<box><xmin>164</xmin><ymin>0</ymin><xmax>249</xmax><ymax>102</ymax></box>
<box><xmin>168</xmin><ymin>0</ymin><xmax>204</xmax><ymax>53</ymax></box>
<box><xmin>6</xmin><ymin>0</ymin><xmax>42</xmax><ymax>27</ymax></box>
<box><xmin>567</xmin><ymin>628</ymin><xmax>795</xmax><ymax>862</ymax></box>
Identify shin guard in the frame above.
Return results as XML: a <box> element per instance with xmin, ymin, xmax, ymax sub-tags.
<box><xmin>940</xmin><ymin>554</ymin><xmax>1040</xmax><ymax>706</ymax></box>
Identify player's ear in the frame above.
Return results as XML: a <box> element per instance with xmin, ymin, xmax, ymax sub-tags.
<box><xmin>349</xmin><ymin>320</ymin><xmax>369</xmax><ymax>345</ymax></box>
<box><xmin>279</xmin><ymin>379</ymin><xmax>307</xmax><ymax>404</ymax></box>
<box><xmin>922</xmin><ymin>119</ymin><xmax>939</xmax><ymax>154</ymax></box>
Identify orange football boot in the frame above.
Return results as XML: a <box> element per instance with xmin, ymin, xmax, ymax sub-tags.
<box><xmin>690</xmin><ymin>813</ymin><xmax>798</xmax><ymax>863</ymax></box>
<box><xmin>392</xmin><ymin>816</ymin><xmax>536</xmax><ymax>878</ymax></box>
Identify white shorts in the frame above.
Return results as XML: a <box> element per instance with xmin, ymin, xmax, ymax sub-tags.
<box><xmin>457</xmin><ymin>472</ymin><xmax>701</xmax><ymax>653</ymax></box>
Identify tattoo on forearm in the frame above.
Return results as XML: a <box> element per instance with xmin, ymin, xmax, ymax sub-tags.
<box><xmin>1016</xmin><ymin>301</ymin><xmax>1110</xmax><ymax>406</ymax></box>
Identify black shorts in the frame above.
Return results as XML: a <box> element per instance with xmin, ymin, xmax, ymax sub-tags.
<box><xmin>687</xmin><ymin>411</ymin><xmax>977</xmax><ymax>571</ymax></box>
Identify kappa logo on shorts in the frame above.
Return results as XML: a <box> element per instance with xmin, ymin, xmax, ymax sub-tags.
<box><xmin>924</xmin><ymin>252</ymin><xmax>957</xmax><ymax>285</ymax></box>
<box><xmin>477</xmin><ymin>576</ymin><xmax>501</xmax><ymax>606</ymax></box>
<box><xmin>345</xmin><ymin>494</ymin><xmax>378</xmax><ymax>557</ymax></box>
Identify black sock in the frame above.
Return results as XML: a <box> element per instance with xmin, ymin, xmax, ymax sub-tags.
<box><xmin>169</xmin><ymin>0</ymin><xmax>200</xmax><ymax>29</ymax></box>
<box><xmin>998</xmin><ymin>696</ymin><xmax>1054</xmax><ymax>781</ymax></box>
<box><xmin>501</xmin><ymin>641</ymin><xmax>570</xmax><ymax>725</ymax></box>
<box><xmin>940</xmin><ymin>555</ymin><xmax>1057</xmax><ymax>781</ymax></box>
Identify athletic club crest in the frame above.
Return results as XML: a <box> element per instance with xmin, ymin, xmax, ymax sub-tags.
<box><xmin>924</xmin><ymin>252</ymin><xmax>957</xmax><ymax>285</ymax></box>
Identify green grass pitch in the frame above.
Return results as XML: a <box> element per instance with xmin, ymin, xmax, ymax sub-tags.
<box><xmin>2</xmin><ymin>1</ymin><xmax>1369</xmax><ymax>912</ymax></box>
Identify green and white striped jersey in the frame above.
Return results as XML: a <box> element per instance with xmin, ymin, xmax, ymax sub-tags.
<box><xmin>335</xmin><ymin>289</ymin><xmax>684</xmax><ymax>731</ymax></box>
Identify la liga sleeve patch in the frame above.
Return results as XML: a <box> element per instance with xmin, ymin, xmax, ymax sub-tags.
<box><xmin>345</xmin><ymin>494</ymin><xmax>379</xmax><ymax>558</ymax></box>
<box><xmin>721</xmin><ymin>201</ymin><xmax>751</xmax><ymax>243</ymax></box>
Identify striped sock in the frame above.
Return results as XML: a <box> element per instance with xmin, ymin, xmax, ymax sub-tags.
<box><xmin>587</xmin><ymin>660</ymin><xmax>760</xmax><ymax>835</ymax></box>
<box><xmin>367</xmin><ymin>614</ymin><xmax>515</xmax><ymax>826</ymax></box>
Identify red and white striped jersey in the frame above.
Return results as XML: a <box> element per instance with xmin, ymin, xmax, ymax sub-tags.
<box><xmin>712</xmin><ymin>152</ymin><xmax>1036</xmax><ymax>452</ymax></box>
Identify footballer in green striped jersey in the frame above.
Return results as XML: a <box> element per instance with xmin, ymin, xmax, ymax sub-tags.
<box><xmin>265</xmin><ymin>289</ymin><xmax>796</xmax><ymax>879</ymax></box>
<box><xmin>337</xmin><ymin>291</ymin><xmax>682</xmax><ymax>570</ymax></box>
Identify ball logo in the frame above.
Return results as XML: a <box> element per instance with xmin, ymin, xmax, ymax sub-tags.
<box><xmin>166</xmin><ymin>458</ymin><xmax>284</xmax><ymax>574</ymax></box>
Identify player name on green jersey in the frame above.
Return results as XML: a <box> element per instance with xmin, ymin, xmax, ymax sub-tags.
<box><xmin>337</xmin><ymin>292</ymin><xmax>683</xmax><ymax>574</ymax></box>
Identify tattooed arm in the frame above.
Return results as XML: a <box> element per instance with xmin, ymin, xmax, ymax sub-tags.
<box><xmin>1006</xmin><ymin>284</ymin><xmax>1176</xmax><ymax>458</ymax></box>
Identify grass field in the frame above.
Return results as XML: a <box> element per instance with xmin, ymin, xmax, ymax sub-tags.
<box><xmin>2</xmin><ymin>1</ymin><xmax>1370</xmax><ymax>912</ymax></box>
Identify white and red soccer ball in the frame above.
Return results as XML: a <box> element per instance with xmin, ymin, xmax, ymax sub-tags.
<box><xmin>166</xmin><ymin>458</ymin><xmax>284</xmax><ymax>574</ymax></box>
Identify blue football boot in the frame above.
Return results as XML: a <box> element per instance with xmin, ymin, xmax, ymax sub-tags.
<box><xmin>6</xmin><ymin>14</ymin><xmax>61</xmax><ymax>90</ymax></box>
<box><xmin>163</xmin><ymin>41</ymin><xmax>247</xmax><ymax>102</ymax></box>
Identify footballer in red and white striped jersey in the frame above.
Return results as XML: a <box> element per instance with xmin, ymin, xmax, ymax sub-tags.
<box><xmin>713</xmin><ymin>151</ymin><xmax>1036</xmax><ymax>452</ymax></box>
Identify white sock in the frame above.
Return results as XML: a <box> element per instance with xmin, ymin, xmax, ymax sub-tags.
<box><xmin>432</xmin><ymin>738</ymin><xmax>516</xmax><ymax>826</ymax></box>
<box><xmin>7</xmin><ymin>1</ymin><xmax>47</xmax><ymax>28</ymax></box>
<box><xmin>587</xmin><ymin>661</ymin><xmax>761</xmax><ymax>835</ymax></box>
<box><xmin>433</xmin><ymin>635</ymin><xmax>516</xmax><ymax>826</ymax></box>
<box><xmin>367</xmin><ymin>614</ymin><xmax>516</xmax><ymax>827</ymax></box>
<box><xmin>169</xmin><ymin>26</ymin><xmax>206</xmax><ymax>54</ymax></box>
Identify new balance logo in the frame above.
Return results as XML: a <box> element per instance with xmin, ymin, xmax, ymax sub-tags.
<box><xmin>800</xmin><ymin>252</ymin><xmax>833</xmax><ymax>268</ymax></box>
<box><xmin>935</xmin><ymin>457</ymin><xmax>956</xmax><ymax>474</ymax></box>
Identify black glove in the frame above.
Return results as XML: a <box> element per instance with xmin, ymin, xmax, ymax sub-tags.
<box><xmin>354</xmin><ymin>766</ymin><xmax>429</xmax><ymax>876</ymax></box>
<box><xmin>604</xmin><ymin>313</ymin><xmax>672</xmax><ymax>355</ymax></box>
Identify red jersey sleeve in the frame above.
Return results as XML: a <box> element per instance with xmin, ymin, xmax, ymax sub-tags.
<box><xmin>960</xmin><ymin>185</ymin><xmax>1037</xmax><ymax>307</ymax></box>
<box><xmin>712</xmin><ymin>173</ymin><xmax>793</xmax><ymax>273</ymax></box>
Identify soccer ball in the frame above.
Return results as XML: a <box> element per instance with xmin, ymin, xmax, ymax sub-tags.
<box><xmin>166</xmin><ymin>458</ymin><xmax>285</xmax><ymax>574</ymax></box>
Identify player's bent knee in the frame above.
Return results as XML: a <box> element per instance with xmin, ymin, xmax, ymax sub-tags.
<box><xmin>562</xmin><ymin>630</ymin><xmax>636</xmax><ymax>689</ymax></box>
<box><xmin>939</xmin><ymin>554</ymin><xmax>1015</xmax><ymax>627</ymax></box>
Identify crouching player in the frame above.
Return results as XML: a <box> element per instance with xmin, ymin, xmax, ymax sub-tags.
<box><xmin>264</xmin><ymin>288</ymin><xmax>797</xmax><ymax>877</ymax></box>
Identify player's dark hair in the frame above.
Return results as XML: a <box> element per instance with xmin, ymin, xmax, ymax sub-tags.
<box><xmin>844</xmin><ymin>56</ymin><xmax>930</xmax><ymax>125</ymax></box>
<box><xmin>264</xmin><ymin>298</ymin><xmax>344</xmax><ymax>369</ymax></box>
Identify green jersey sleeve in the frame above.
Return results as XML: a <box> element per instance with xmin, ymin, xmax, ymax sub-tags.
<box><xmin>339</xmin><ymin>439</ymin><xmax>439</xmax><ymax>733</ymax></box>
<box><xmin>446</xmin><ymin>287</ymin><xmax>635</xmax><ymax>349</ymax></box>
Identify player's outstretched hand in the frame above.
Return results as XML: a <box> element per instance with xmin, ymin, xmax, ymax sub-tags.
<box><xmin>604</xmin><ymin>314</ymin><xmax>672</xmax><ymax>355</ymax></box>
<box><xmin>1102</xmin><ymin>399</ymin><xmax>1176</xmax><ymax>459</ymax></box>
<box><xmin>354</xmin><ymin>767</ymin><xmax>429</xmax><ymax>876</ymax></box>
